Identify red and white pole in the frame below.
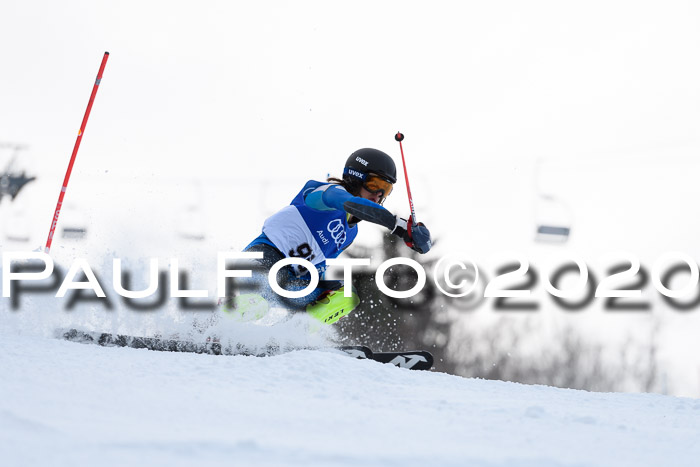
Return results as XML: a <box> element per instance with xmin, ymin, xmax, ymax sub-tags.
<box><xmin>394</xmin><ymin>131</ymin><xmax>417</xmax><ymax>226</ymax></box>
<box><xmin>45</xmin><ymin>51</ymin><xmax>109</xmax><ymax>253</ymax></box>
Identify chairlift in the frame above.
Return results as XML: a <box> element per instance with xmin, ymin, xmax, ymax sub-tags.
<box><xmin>59</xmin><ymin>204</ymin><xmax>88</xmax><ymax>240</ymax></box>
<box><xmin>176</xmin><ymin>181</ymin><xmax>206</xmax><ymax>241</ymax></box>
<box><xmin>177</xmin><ymin>205</ymin><xmax>206</xmax><ymax>241</ymax></box>
<box><xmin>534</xmin><ymin>160</ymin><xmax>573</xmax><ymax>244</ymax></box>
<box><xmin>61</xmin><ymin>227</ymin><xmax>88</xmax><ymax>239</ymax></box>
<box><xmin>3</xmin><ymin>208</ymin><xmax>31</xmax><ymax>242</ymax></box>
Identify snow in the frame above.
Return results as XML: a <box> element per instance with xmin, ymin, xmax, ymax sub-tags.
<box><xmin>1</xmin><ymin>326</ymin><xmax>699</xmax><ymax>467</ymax></box>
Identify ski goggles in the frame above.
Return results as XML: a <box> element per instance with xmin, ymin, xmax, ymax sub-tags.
<box><xmin>363</xmin><ymin>174</ymin><xmax>394</xmax><ymax>198</ymax></box>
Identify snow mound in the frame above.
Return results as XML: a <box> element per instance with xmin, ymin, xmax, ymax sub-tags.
<box><xmin>1</xmin><ymin>329</ymin><xmax>700</xmax><ymax>467</ymax></box>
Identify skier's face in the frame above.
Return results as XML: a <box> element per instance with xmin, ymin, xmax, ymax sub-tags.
<box><xmin>360</xmin><ymin>174</ymin><xmax>393</xmax><ymax>204</ymax></box>
<box><xmin>360</xmin><ymin>186</ymin><xmax>384</xmax><ymax>204</ymax></box>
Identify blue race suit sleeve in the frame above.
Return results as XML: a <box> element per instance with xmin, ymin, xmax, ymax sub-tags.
<box><xmin>305</xmin><ymin>185</ymin><xmax>396</xmax><ymax>230</ymax></box>
<box><xmin>304</xmin><ymin>184</ymin><xmax>353</xmax><ymax>210</ymax></box>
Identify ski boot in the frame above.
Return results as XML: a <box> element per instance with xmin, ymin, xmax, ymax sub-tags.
<box><xmin>220</xmin><ymin>293</ymin><xmax>270</xmax><ymax>322</ymax></box>
<box><xmin>305</xmin><ymin>286</ymin><xmax>360</xmax><ymax>324</ymax></box>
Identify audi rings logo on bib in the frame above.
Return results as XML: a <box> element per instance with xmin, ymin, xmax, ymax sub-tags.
<box><xmin>327</xmin><ymin>219</ymin><xmax>346</xmax><ymax>249</ymax></box>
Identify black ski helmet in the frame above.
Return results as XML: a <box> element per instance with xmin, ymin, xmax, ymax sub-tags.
<box><xmin>343</xmin><ymin>148</ymin><xmax>397</xmax><ymax>184</ymax></box>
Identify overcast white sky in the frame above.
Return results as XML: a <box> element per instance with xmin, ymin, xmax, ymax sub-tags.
<box><xmin>2</xmin><ymin>1</ymin><xmax>699</xmax><ymax>178</ymax></box>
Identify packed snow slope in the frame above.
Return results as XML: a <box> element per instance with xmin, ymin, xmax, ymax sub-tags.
<box><xmin>1</xmin><ymin>329</ymin><xmax>700</xmax><ymax>467</ymax></box>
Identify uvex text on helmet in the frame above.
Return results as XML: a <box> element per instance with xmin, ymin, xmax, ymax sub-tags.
<box><xmin>343</xmin><ymin>148</ymin><xmax>397</xmax><ymax>184</ymax></box>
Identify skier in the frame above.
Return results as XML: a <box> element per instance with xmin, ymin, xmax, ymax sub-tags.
<box><xmin>222</xmin><ymin>148</ymin><xmax>432</xmax><ymax>324</ymax></box>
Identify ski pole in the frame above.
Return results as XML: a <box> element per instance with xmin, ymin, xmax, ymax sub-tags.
<box><xmin>45</xmin><ymin>51</ymin><xmax>109</xmax><ymax>253</ymax></box>
<box><xmin>394</xmin><ymin>132</ymin><xmax>417</xmax><ymax>225</ymax></box>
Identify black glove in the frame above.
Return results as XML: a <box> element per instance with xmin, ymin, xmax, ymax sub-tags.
<box><xmin>391</xmin><ymin>216</ymin><xmax>432</xmax><ymax>254</ymax></box>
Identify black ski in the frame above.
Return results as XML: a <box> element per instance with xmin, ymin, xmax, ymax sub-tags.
<box><xmin>58</xmin><ymin>328</ymin><xmax>372</xmax><ymax>359</ymax></box>
<box><xmin>370</xmin><ymin>350</ymin><xmax>434</xmax><ymax>371</ymax></box>
<box><xmin>57</xmin><ymin>328</ymin><xmax>432</xmax><ymax>370</ymax></box>
<box><xmin>61</xmin><ymin>328</ymin><xmax>225</xmax><ymax>354</ymax></box>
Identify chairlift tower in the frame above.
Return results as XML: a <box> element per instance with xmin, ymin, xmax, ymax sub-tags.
<box><xmin>0</xmin><ymin>143</ymin><xmax>35</xmax><ymax>202</ymax></box>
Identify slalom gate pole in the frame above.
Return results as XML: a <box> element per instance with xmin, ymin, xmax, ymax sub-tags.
<box><xmin>45</xmin><ymin>51</ymin><xmax>109</xmax><ymax>253</ymax></box>
<box><xmin>394</xmin><ymin>132</ymin><xmax>417</xmax><ymax>225</ymax></box>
